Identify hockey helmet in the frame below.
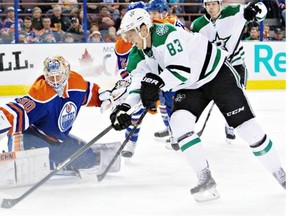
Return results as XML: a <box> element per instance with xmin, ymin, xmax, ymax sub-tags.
<box><xmin>146</xmin><ymin>0</ymin><xmax>169</xmax><ymax>13</ymax></box>
<box><xmin>203</xmin><ymin>0</ymin><xmax>222</xmax><ymax>3</ymax></box>
<box><xmin>119</xmin><ymin>8</ymin><xmax>153</xmax><ymax>35</ymax></box>
<box><xmin>43</xmin><ymin>56</ymin><xmax>70</xmax><ymax>93</ymax></box>
<box><xmin>127</xmin><ymin>1</ymin><xmax>146</xmax><ymax>12</ymax></box>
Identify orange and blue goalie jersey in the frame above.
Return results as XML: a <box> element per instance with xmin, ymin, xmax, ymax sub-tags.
<box><xmin>0</xmin><ymin>71</ymin><xmax>101</xmax><ymax>143</ymax></box>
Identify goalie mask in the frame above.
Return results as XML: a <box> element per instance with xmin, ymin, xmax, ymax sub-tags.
<box><xmin>43</xmin><ymin>56</ymin><xmax>70</xmax><ymax>96</ymax></box>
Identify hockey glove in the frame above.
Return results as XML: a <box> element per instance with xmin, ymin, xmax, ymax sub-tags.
<box><xmin>110</xmin><ymin>103</ymin><xmax>132</xmax><ymax>131</ymax></box>
<box><xmin>140</xmin><ymin>73</ymin><xmax>165</xmax><ymax>108</ymax></box>
<box><xmin>244</xmin><ymin>2</ymin><xmax>261</xmax><ymax>21</ymax></box>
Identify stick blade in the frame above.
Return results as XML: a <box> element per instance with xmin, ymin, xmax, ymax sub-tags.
<box><xmin>96</xmin><ymin>174</ymin><xmax>105</xmax><ymax>182</ymax></box>
<box><xmin>1</xmin><ymin>198</ymin><xmax>19</xmax><ymax>209</ymax></box>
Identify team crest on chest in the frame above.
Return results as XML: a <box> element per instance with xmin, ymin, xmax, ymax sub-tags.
<box><xmin>58</xmin><ymin>102</ymin><xmax>77</xmax><ymax>132</ymax></box>
<box><xmin>156</xmin><ymin>25</ymin><xmax>169</xmax><ymax>36</ymax></box>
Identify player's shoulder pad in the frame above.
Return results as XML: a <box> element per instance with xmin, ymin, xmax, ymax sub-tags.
<box><xmin>191</xmin><ymin>15</ymin><xmax>209</xmax><ymax>32</ymax></box>
<box><xmin>164</xmin><ymin>15</ymin><xmax>177</xmax><ymax>25</ymax></box>
<box><xmin>152</xmin><ymin>18</ymin><xmax>164</xmax><ymax>24</ymax></box>
<box><xmin>28</xmin><ymin>75</ymin><xmax>57</xmax><ymax>102</ymax></box>
<box><xmin>126</xmin><ymin>46</ymin><xmax>145</xmax><ymax>73</ymax></box>
<box><xmin>152</xmin><ymin>23</ymin><xmax>176</xmax><ymax>47</ymax></box>
<box><xmin>67</xmin><ymin>71</ymin><xmax>87</xmax><ymax>91</ymax></box>
<box><xmin>115</xmin><ymin>37</ymin><xmax>133</xmax><ymax>55</ymax></box>
<box><xmin>221</xmin><ymin>4</ymin><xmax>241</xmax><ymax>18</ymax></box>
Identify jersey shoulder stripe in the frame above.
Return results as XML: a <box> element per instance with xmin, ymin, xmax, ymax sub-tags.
<box><xmin>115</xmin><ymin>37</ymin><xmax>133</xmax><ymax>55</ymax></box>
<box><xmin>152</xmin><ymin>23</ymin><xmax>177</xmax><ymax>47</ymax></box>
<box><xmin>190</xmin><ymin>16</ymin><xmax>209</xmax><ymax>32</ymax></box>
<box><xmin>28</xmin><ymin>75</ymin><xmax>57</xmax><ymax>103</ymax></box>
<box><xmin>67</xmin><ymin>71</ymin><xmax>87</xmax><ymax>92</ymax></box>
<box><xmin>127</xmin><ymin>46</ymin><xmax>145</xmax><ymax>73</ymax></box>
<box><xmin>220</xmin><ymin>5</ymin><xmax>241</xmax><ymax>19</ymax></box>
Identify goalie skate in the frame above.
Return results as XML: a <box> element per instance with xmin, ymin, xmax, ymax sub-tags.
<box><xmin>190</xmin><ymin>167</ymin><xmax>220</xmax><ymax>202</ymax></box>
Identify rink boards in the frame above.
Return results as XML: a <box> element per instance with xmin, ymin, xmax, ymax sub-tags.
<box><xmin>0</xmin><ymin>41</ymin><xmax>286</xmax><ymax>96</ymax></box>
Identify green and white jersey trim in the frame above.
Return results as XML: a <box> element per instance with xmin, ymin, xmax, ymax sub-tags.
<box><xmin>191</xmin><ymin>4</ymin><xmax>247</xmax><ymax>66</ymax></box>
<box><xmin>126</xmin><ymin>23</ymin><xmax>227</xmax><ymax>93</ymax></box>
<box><xmin>150</xmin><ymin>24</ymin><xmax>227</xmax><ymax>91</ymax></box>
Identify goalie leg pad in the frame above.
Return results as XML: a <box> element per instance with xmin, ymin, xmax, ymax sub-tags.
<box><xmin>79</xmin><ymin>142</ymin><xmax>122</xmax><ymax>179</ymax></box>
<box><xmin>93</xmin><ymin>142</ymin><xmax>121</xmax><ymax>173</ymax></box>
<box><xmin>0</xmin><ymin>148</ymin><xmax>50</xmax><ymax>189</ymax></box>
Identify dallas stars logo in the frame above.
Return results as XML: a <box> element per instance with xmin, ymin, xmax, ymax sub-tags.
<box><xmin>211</xmin><ymin>32</ymin><xmax>231</xmax><ymax>51</ymax></box>
<box><xmin>156</xmin><ymin>25</ymin><xmax>169</xmax><ymax>36</ymax></box>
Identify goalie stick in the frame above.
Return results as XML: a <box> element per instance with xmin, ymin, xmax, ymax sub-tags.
<box><xmin>0</xmin><ymin>124</ymin><xmax>113</xmax><ymax>209</ymax></box>
<box><xmin>97</xmin><ymin>108</ymin><xmax>148</xmax><ymax>182</ymax></box>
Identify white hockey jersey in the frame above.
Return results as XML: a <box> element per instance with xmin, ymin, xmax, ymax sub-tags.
<box><xmin>126</xmin><ymin>23</ymin><xmax>228</xmax><ymax>97</ymax></box>
<box><xmin>191</xmin><ymin>4</ymin><xmax>247</xmax><ymax>66</ymax></box>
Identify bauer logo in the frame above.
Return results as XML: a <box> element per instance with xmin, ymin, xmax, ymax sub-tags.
<box><xmin>58</xmin><ymin>102</ymin><xmax>77</xmax><ymax>132</ymax></box>
<box><xmin>254</xmin><ymin>44</ymin><xmax>286</xmax><ymax>77</ymax></box>
<box><xmin>0</xmin><ymin>51</ymin><xmax>32</xmax><ymax>72</ymax></box>
<box><xmin>0</xmin><ymin>152</ymin><xmax>16</xmax><ymax>162</ymax></box>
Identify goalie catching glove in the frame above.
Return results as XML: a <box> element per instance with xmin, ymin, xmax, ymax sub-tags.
<box><xmin>110</xmin><ymin>103</ymin><xmax>132</xmax><ymax>131</ymax></box>
<box><xmin>99</xmin><ymin>79</ymin><xmax>130</xmax><ymax>113</ymax></box>
<box><xmin>140</xmin><ymin>73</ymin><xmax>165</xmax><ymax>108</ymax></box>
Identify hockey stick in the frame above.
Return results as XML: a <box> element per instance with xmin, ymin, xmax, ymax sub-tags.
<box><xmin>197</xmin><ymin>102</ymin><xmax>215</xmax><ymax>137</ymax></box>
<box><xmin>0</xmin><ymin>124</ymin><xmax>113</xmax><ymax>209</ymax></box>
<box><xmin>97</xmin><ymin>108</ymin><xmax>148</xmax><ymax>182</ymax></box>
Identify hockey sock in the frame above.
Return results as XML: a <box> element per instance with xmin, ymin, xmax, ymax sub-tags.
<box><xmin>177</xmin><ymin>131</ymin><xmax>208</xmax><ymax>173</ymax></box>
<box><xmin>159</xmin><ymin>104</ymin><xmax>170</xmax><ymax>127</ymax></box>
<box><xmin>250</xmin><ymin>135</ymin><xmax>282</xmax><ymax>173</ymax></box>
<box><xmin>237</xmin><ymin>118</ymin><xmax>283</xmax><ymax>173</ymax></box>
<box><xmin>125</xmin><ymin>126</ymin><xmax>140</xmax><ymax>143</ymax></box>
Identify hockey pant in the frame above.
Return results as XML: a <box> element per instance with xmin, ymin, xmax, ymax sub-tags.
<box><xmin>170</xmin><ymin>62</ymin><xmax>283</xmax><ymax>174</ymax></box>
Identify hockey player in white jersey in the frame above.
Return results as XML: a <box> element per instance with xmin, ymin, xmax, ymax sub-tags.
<box><xmin>110</xmin><ymin>8</ymin><xmax>286</xmax><ymax>202</ymax></box>
<box><xmin>191</xmin><ymin>0</ymin><xmax>267</xmax><ymax>143</ymax></box>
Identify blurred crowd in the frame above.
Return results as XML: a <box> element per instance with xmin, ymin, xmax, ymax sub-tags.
<box><xmin>0</xmin><ymin>0</ymin><xmax>285</xmax><ymax>44</ymax></box>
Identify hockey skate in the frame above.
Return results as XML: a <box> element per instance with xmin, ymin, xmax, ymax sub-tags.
<box><xmin>190</xmin><ymin>167</ymin><xmax>220</xmax><ymax>202</ymax></box>
<box><xmin>165</xmin><ymin>137</ymin><xmax>179</xmax><ymax>151</ymax></box>
<box><xmin>121</xmin><ymin>141</ymin><xmax>137</xmax><ymax>158</ymax></box>
<box><xmin>154</xmin><ymin>128</ymin><xmax>169</xmax><ymax>140</ymax></box>
<box><xmin>273</xmin><ymin>167</ymin><xmax>286</xmax><ymax>189</ymax></box>
<box><xmin>225</xmin><ymin>125</ymin><xmax>236</xmax><ymax>144</ymax></box>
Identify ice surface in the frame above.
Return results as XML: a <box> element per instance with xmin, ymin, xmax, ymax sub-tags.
<box><xmin>0</xmin><ymin>90</ymin><xmax>286</xmax><ymax>216</ymax></box>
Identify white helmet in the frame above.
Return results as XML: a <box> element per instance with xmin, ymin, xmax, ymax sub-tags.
<box><xmin>119</xmin><ymin>8</ymin><xmax>152</xmax><ymax>35</ymax></box>
<box><xmin>43</xmin><ymin>56</ymin><xmax>70</xmax><ymax>96</ymax></box>
<box><xmin>203</xmin><ymin>0</ymin><xmax>222</xmax><ymax>3</ymax></box>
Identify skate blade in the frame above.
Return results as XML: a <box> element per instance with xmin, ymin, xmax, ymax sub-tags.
<box><xmin>225</xmin><ymin>138</ymin><xmax>234</xmax><ymax>144</ymax></box>
<box><xmin>193</xmin><ymin>187</ymin><xmax>220</xmax><ymax>202</ymax></box>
